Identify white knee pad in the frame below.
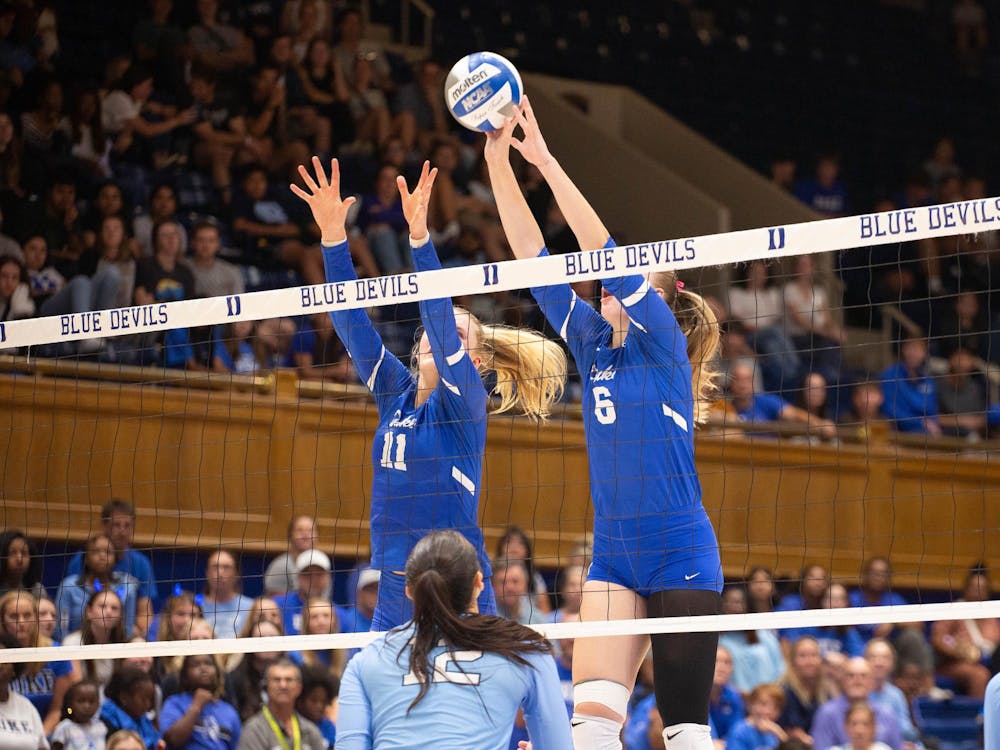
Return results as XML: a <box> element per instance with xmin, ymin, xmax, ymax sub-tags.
<box><xmin>573</xmin><ymin>680</ymin><xmax>630</xmax><ymax>720</ymax></box>
<box><xmin>570</xmin><ymin>714</ymin><xmax>623</xmax><ymax>750</ymax></box>
<box><xmin>662</xmin><ymin>723</ymin><xmax>713</xmax><ymax>750</ymax></box>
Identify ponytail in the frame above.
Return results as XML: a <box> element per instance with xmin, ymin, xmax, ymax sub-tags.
<box><xmin>479</xmin><ymin>323</ymin><xmax>567</xmax><ymax>420</ymax></box>
<box><xmin>649</xmin><ymin>271</ymin><xmax>721</xmax><ymax>424</ymax></box>
<box><xmin>403</xmin><ymin>531</ymin><xmax>552</xmax><ymax>712</ymax></box>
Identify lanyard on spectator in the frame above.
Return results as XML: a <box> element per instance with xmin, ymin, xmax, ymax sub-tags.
<box><xmin>263</xmin><ymin>707</ymin><xmax>301</xmax><ymax>750</ymax></box>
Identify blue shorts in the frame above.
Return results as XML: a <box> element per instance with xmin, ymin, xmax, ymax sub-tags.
<box><xmin>371</xmin><ymin>570</ymin><xmax>497</xmax><ymax>631</ymax></box>
<box><xmin>587</xmin><ymin>509</ymin><xmax>723</xmax><ymax>597</ymax></box>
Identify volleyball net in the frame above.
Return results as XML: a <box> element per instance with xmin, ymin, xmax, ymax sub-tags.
<box><xmin>1</xmin><ymin>196</ymin><xmax>999</xmax><ymax>666</ymax></box>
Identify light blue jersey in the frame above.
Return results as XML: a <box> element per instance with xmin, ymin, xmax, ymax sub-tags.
<box><xmin>530</xmin><ymin>239</ymin><xmax>721</xmax><ymax>595</ymax></box>
<box><xmin>986</xmin><ymin>673</ymin><xmax>1000</xmax><ymax>750</ymax></box>
<box><xmin>322</xmin><ymin>240</ymin><xmax>494</xmax><ymax>629</ymax></box>
<box><xmin>337</xmin><ymin>624</ymin><xmax>573</xmax><ymax>749</ymax></box>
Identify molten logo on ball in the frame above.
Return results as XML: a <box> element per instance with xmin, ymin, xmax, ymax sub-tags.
<box><xmin>445</xmin><ymin>51</ymin><xmax>523</xmax><ymax>133</ymax></box>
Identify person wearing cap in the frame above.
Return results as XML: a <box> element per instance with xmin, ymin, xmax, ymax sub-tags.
<box><xmin>336</xmin><ymin>568</ymin><xmax>380</xmax><ymax>635</ymax></box>
<box><xmin>273</xmin><ymin>550</ymin><xmax>332</xmax><ymax>636</ymax></box>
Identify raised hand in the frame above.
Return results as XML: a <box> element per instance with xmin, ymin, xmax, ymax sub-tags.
<box><xmin>510</xmin><ymin>95</ymin><xmax>554</xmax><ymax>168</ymax></box>
<box><xmin>483</xmin><ymin>116</ymin><xmax>518</xmax><ymax>164</ymax></box>
<box><xmin>396</xmin><ymin>160</ymin><xmax>438</xmax><ymax>240</ymax></box>
<box><xmin>290</xmin><ymin>156</ymin><xmax>357</xmax><ymax>244</ymax></box>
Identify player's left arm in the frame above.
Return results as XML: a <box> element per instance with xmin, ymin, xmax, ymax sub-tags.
<box><xmin>521</xmin><ymin>653</ymin><xmax>574</xmax><ymax>749</ymax></box>
<box><xmin>335</xmin><ymin>657</ymin><xmax>374</xmax><ymax>750</ymax></box>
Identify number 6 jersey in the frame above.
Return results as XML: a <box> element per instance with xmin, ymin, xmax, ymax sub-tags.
<box><xmin>321</xmin><ymin>240</ymin><xmax>494</xmax><ymax>613</ymax></box>
<box><xmin>529</xmin><ymin>238</ymin><xmax>722</xmax><ymax>595</ymax></box>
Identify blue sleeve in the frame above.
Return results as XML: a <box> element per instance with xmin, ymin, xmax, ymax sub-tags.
<box><xmin>528</xmin><ymin>248</ymin><xmax>608</xmax><ymax>373</ymax></box>
<box><xmin>758</xmin><ymin>394</ymin><xmax>788</xmax><ymax>422</ymax></box>
<box><xmin>158</xmin><ymin>694</ymin><xmax>185</xmax><ymax>732</ymax></box>
<box><xmin>880</xmin><ymin>366</ymin><xmax>931</xmax><ymax>433</ymax></box>
<box><xmin>65</xmin><ymin>552</ymin><xmax>82</xmax><ymax>578</ymax></box>
<box><xmin>321</xmin><ymin>242</ymin><xmax>411</xmax><ymax>414</ymax></box>
<box><xmin>335</xmin><ymin>654</ymin><xmax>373</xmax><ymax>750</ymax></box>
<box><xmin>522</xmin><ymin>653</ymin><xmax>574</xmax><ymax>750</ymax></box>
<box><xmin>226</xmin><ymin>703</ymin><xmax>241</xmax><ymax>749</ymax></box>
<box><xmin>726</xmin><ymin>723</ymin><xmax>754</xmax><ymax>750</ymax></box>
<box><xmin>411</xmin><ymin>238</ymin><xmax>486</xmax><ymax>411</ymax></box>
<box><xmin>844</xmin><ymin>627</ymin><xmax>865</xmax><ymax>657</ymax></box>
<box><xmin>49</xmin><ymin>658</ymin><xmax>72</xmax><ymax>677</ymax></box>
<box><xmin>597</xmin><ymin>237</ymin><xmax>689</xmax><ymax>365</ymax></box>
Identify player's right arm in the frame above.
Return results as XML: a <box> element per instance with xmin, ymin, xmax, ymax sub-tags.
<box><xmin>292</xmin><ymin>157</ymin><xmax>410</xmax><ymax>408</ymax></box>
<box><xmin>334</xmin><ymin>654</ymin><xmax>374</xmax><ymax>750</ymax></box>
<box><xmin>521</xmin><ymin>652</ymin><xmax>574</xmax><ymax>749</ymax></box>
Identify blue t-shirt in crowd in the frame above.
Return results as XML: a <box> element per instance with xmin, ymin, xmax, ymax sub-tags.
<box><xmin>793</xmin><ymin>178</ymin><xmax>848</xmax><ymax>216</ymax></box>
<box><xmin>880</xmin><ymin>362</ymin><xmax>938</xmax><ymax>433</ymax></box>
<box><xmin>710</xmin><ymin>683</ymin><xmax>746</xmax><ymax>740</ymax></box>
<box><xmin>273</xmin><ymin>590</ymin><xmax>306</xmax><ymax>636</ymax></box>
<box><xmin>201</xmin><ymin>594</ymin><xmax>254</xmax><ymax>640</ymax></box>
<box><xmin>848</xmin><ymin>589</ymin><xmax>909</xmax><ymax>641</ymax></box>
<box><xmin>625</xmin><ymin>694</ymin><xmax>718</xmax><ymax>750</ymax></box>
<box><xmin>67</xmin><ymin>547</ymin><xmax>159</xmax><ymax>606</ymax></box>
<box><xmin>101</xmin><ymin>700</ymin><xmax>161</xmax><ymax>750</ymax></box>
<box><xmin>780</xmin><ymin>625</ymin><xmax>865</xmax><ymax>658</ymax></box>
<box><xmin>315</xmin><ymin>716</ymin><xmax>336</xmax><ymax>749</ymax></box>
<box><xmin>8</xmin><ymin>659</ymin><xmax>72</xmax><ymax>719</ymax></box>
<box><xmin>336</xmin><ymin>605</ymin><xmax>372</xmax><ymax>634</ymax></box>
<box><xmin>737</xmin><ymin>393</ymin><xmax>787</xmax><ymax>423</ymax></box>
<box><xmin>160</xmin><ymin>692</ymin><xmax>241</xmax><ymax>750</ymax></box>
<box><xmin>726</xmin><ymin>719</ymin><xmax>782</xmax><ymax>750</ymax></box>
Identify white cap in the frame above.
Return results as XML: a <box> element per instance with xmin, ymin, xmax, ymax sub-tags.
<box><xmin>357</xmin><ymin>568</ymin><xmax>381</xmax><ymax>590</ymax></box>
<box><xmin>295</xmin><ymin>549</ymin><xmax>331</xmax><ymax>573</ymax></box>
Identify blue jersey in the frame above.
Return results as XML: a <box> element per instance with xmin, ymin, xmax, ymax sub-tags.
<box><xmin>322</xmin><ymin>240</ymin><xmax>492</xmax><ymax>603</ymax></box>
<box><xmin>159</xmin><ymin>692</ymin><xmax>241</xmax><ymax>750</ymax></box>
<box><xmin>529</xmin><ymin>241</ymin><xmax>721</xmax><ymax>594</ymax></box>
<box><xmin>336</xmin><ymin>624</ymin><xmax>573</xmax><ymax>750</ymax></box>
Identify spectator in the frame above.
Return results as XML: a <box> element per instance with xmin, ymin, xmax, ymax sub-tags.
<box><xmin>102</xmin><ymin>64</ymin><xmax>195</xmax><ymax>165</ymax></box>
<box><xmin>778</xmin><ymin>564</ymin><xmax>830</xmax><ymax>612</ymax></box>
<box><xmin>0</xmin><ymin>632</ymin><xmax>48</xmax><ymax>750</ymax></box>
<box><xmin>719</xmin><ymin>586</ymin><xmax>784</xmax><ymax>692</ymax></box>
<box><xmin>331</xmin><ymin>8</ymin><xmax>391</xmax><ymax>92</ymax></box>
<box><xmin>838</xmin><ymin>382</ymin><xmax>888</xmax><ymax>441</ymax></box>
<box><xmin>810</xmin><ymin>658</ymin><xmax>901</xmax><ymax>750</ymax></box>
<box><xmin>132</xmin><ymin>0</ymin><xmax>188</xmax><ymax>93</ymax></box>
<box><xmin>0</xmin><ymin>254</ymin><xmax>33</xmax><ymax>320</ymax></box>
<box><xmin>294</xmin><ymin>37</ymin><xmax>352</xmax><ymax>152</ymax></box>
<box><xmin>892</xmin><ymin>657</ymin><xmax>948</xmax><ymax>730</ymax></box>
<box><xmin>780</xmin><ymin>636</ymin><xmax>836</xmax><ymax>745</ymax></box>
<box><xmin>879</xmin><ymin>338</ymin><xmax>941</xmax><ymax>435</ymax></box>
<box><xmin>709</xmin><ymin>645</ymin><xmax>745</xmax><ymax>742</ymax></box>
<box><xmin>0</xmin><ymin>591</ymin><xmax>72</xmax><ymax>734</ymax></box>
<box><xmin>296</xmin><ymin>666</ymin><xmax>338</xmax><ymax>750</ymax></box>
<box><xmin>107</xmin><ymin>730</ymin><xmax>148</xmax><ymax>750</ymax></box>
<box><xmin>55</xmin><ymin>533</ymin><xmax>140</xmax><ymax>640</ymax></box>
<box><xmin>932</xmin><ymin>291</ymin><xmax>988</xmax><ymax>359</ymax></box>
<box><xmin>798</xmin><ymin>372</ymin><xmax>832</xmax><ymax>421</ymax></box>
<box><xmin>0</xmin><ymin>530</ymin><xmax>44</xmax><ymax>599</ymax></box>
<box><xmin>66</xmin><ymin>499</ymin><xmax>158</xmax><ymax>638</ymax></box>
<box><xmin>783</xmin><ymin>584</ymin><xmax>865</xmax><ymax>659</ymax></box>
<box><xmin>549</xmin><ymin>564</ymin><xmax>585</xmax><ymax>624</ymax></box>
<box><xmin>783</xmin><ymin>254</ymin><xmax>845</xmax><ymax>384</ymax></box>
<box><xmin>848</xmin><ymin>558</ymin><xmax>909</xmax><ymax>643</ymax></box>
<box><xmin>183</xmin><ymin>221</ymin><xmax>243</xmax><ymax>299</ymax></box>
<box><xmin>80</xmin><ymin>181</ymin><xmax>132</xmax><ymax>250</ymax></box>
<box><xmin>287</xmin><ymin>0</ymin><xmax>325</xmax><ymax>62</ymax></box>
<box><xmin>794</xmin><ymin>155</ymin><xmax>848</xmax><ymax>216</ymax></box>
<box><xmin>930</xmin><ymin>564</ymin><xmax>997</xmax><ymax>698</ymax></box>
<box><xmin>727</xmin><ymin>261</ymin><xmax>801</xmax><ymax>393</ymax></box>
<box><xmin>493</xmin><ymin>559</ymin><xmax>545</xmax><ymax>626</ymax></box>
<box><xmin>62</xmin><ymin>588</ymin><xmax>127</xmax><ymax>688</ymax></box>
<box><xmin>100</xmin><ymin>667</ymin><xmax>159</xmax><ymax>750</ymax></box>
<box><xmin>236</xmin><ymin>659</ymin><xmax>324</xmax><ymax>750</ymax></box>
<box><xmin>747</xmin><ymin>566</ymin><xmax>778</xmax><ymax>614</ymax></box>
<box><xmin>336</xmin><ymin>568</ymin><xmax>378</xmax><ymax>635</ymax></box>
<box><xmin>68</xmin><ymin>87</ymin><xmax>111</xmax><ymax>185</ymax></box>
<box><xmin>0</xmin><ymin>111</ymin><xmax>24</xmax><ymax>199</ymax></box>
<box><xmin>153</xmin><ymin>590</ymin><xmax>201</xmax><ymax>643</ymax></box>
<box><xmin>200</xmin><ymin>550</ymin><xmax>252</xmax><ymax>640</ymax></box>
<box><xmin>937</xmin><ymin>348</ymin><xmax>992</xmax><ymax>439</ymax></box>
<box><xmin>14</xmin><ymin>175</ymin><xmax>82</xmax><ymax>266</ymax></box>
<box><xmin>134</xmin><ymin>220</ymin><xmax>198</xmax><ymax>369</ymax></box>
<box><xmin>231</xmin><ymin>163</ymin><xmax>326</xmax><ymax>286</ymax></box>
<box><xmin>133</xmin><ymin>184</ymin><xmax>187</xmax><ymax>258</ymax></box>
<box><xmin>290</xmin><ymin>599</ymin><xmax>344</xmax><ymax>678</ymax></box>
<box><xmin>95</xmin><ymin>215</ymin><xmax>139</xmax><ymax>310</ymax></box>
<box><xmin>727</xmin><ymin>684</ymin><xmax>789</xmax><ymax>750</ymax></box>
<box><xmin>495</xmin><ymin>526</ymin><xmax>551</xmax><ymax>617</ymax></box>
<box><xmin>187</xmin><ymin>0</ymin><xmax>254</xmax><ymax>76</ymax></box>
<box><xmin>728</xmin><ymin>364</ymin><xmax>837</xmax><ymax>439</ymax></box>
<box><xmin>953</xmin><ymin>0</ymin><xmax>989</xmax><ymax>73</ymax></box>
<box><xmin>923</xmin><ymin>136</ymin><xmax>962</xmax><ymax>191</ymax></box>
<box><xmin>864</xmin><ymin>639</ymin><xmax>919</xmax><ymax>743</ymax></box>
<box><xmin>235</xmin><ymin>597</ymin><xmax>283</xmax><ymax>638</ymax></box>
<box><xmin>264</xmin><ymin>516</ymin><xmax>318</xmax><ymax>596</ymax></box>
<box><xmin>770</xmin><ymin>155</ymin><xmax>796</xmax><ymax>192</ymax></box>
<box><xmin>830</xmin><ymin>703</ymin><xmax>892</xmax><ymax>750</ymax></box>
<box><xmin>274</xmin><ymin>550</ymin><xmax>332</xmax><ymax>636</ymax></box>
<box><xmin>36</xmin><ymin>597</ymin><xmax>57</xmax><ymax>641</ymax></box>
<box><xmin>160</xmin><ymin>654</ymin><xmax>240</xmax><ymax>750</ymax></box>
<box><xmin>357</xmin><ymin>163</ymin><xmax>410</xmax><ymax>274</ymax></box>
<box><xmin>51</xmin><ymin>679</ymin><xmax>106</xmax><ymax>750</ymax></box>
<box><xmin>0</xmin><ymin>207</ymin><xmax>22</xmax><ymax>259</ymax></box>
<box><xmin>262</xmin><ymin>35</ymin><xmax>330</xmax><ymax>163</ymax></box>
<box><xmin>226</xmin><ymin>621</ymin><xmax>284</xmax><ymax>721</ymax></box>
<box><xmin>20</xmin><ymin>77</ymin><xmax>70</xmax><ymax>165</ymax></box>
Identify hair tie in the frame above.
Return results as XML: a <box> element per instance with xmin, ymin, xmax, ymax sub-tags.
<box><xmin>676</xmin><ymin>280</ymin><xmax>685</xmax><ymax>291</ymax></box>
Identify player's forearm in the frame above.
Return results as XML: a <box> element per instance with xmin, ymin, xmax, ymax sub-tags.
<box><xmin>486</xmin><ymin>157</ymin><xmax>545</xmax><ymax>259</ymax></box>
<box><xmin>537</xmin><ymin>157</ymin><xmax>610</xmax><ymax>252</ymax></box>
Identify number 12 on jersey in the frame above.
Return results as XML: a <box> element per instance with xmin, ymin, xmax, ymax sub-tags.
<box><xmin>380</xmin><ymin>431</ymin><xmax>407</xmax><ymax>471</ymax></box>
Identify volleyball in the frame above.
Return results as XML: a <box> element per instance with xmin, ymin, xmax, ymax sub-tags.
<box><xmin>444</xmin><ymin>51</ymin><xmax>524</xmax><ymax>132</ymax></box>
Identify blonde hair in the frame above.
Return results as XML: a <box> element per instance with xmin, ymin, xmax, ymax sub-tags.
<box><xmin>107</xmin><ymin>729</ymin><xmax>146</xmax><ymax>750</ymax></box>
<box><xmin>300</xmin><ymin>598</ymin><xmax>345</xmax><ymax>677</ymax></box>
<box><xmin>648</xmin><ymin>271</ymin><xmax>721</xmax><ymax>423</ymax></box>
<box><xmin>0</xmin><ymin>591</ymin><xmax>52</xmax><ymax>676</ymax></box>
<box><xmin>237</xmin><ymin>597</ymin><xmax>284</xmax><ymax>639</ymax></box>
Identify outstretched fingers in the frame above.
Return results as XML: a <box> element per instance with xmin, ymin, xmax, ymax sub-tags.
<box><xmin>297</xmin><ymin>163</ymin><xmax>320</xmax><ymax>195</ymax></box>
<box><xmin>312</xmin><ymin>155</ymin><xmax>329</xmax><ymax>188</ymax></box>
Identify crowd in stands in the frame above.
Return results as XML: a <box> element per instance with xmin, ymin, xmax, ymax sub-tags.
<box><xmin>0</xmin><ymin>499</ymin><xmax>996</xmax><ymax>749</ymax></box>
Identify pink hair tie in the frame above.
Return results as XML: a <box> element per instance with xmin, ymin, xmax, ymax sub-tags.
<box><xmin>676</xmin><ymin>280</ymin><xmax>685</xmax><ymax>290</ymax></box>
